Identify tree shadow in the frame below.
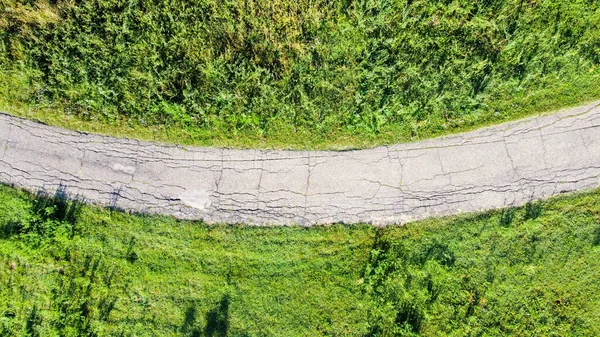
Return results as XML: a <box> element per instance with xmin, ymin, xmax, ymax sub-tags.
<box><xmin>204</xmin><ymin>294</ymin><xmax>230</xmax><ymax>337</ymax></box>
<box><xmin>181</xmin><ymin>305</ymin><xmax>202</xmax><ymax>337</ymax></box>
<box><xmin>0</xmin><ymin>219</ymin><xmax>23</xmax><ymax>239</ymax></box>
<box><xmin>181</xmin><ymin>294</ymin><xmax>230</xmax><ymax>337</ymax></box>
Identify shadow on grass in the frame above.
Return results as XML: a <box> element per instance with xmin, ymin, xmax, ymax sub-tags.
<box><xmin>0</xmin><ymin>184</ymin><xmax>84</xmax><ymax>239</ymax></box>
<box><xmin>181</xmin><ymin>294</ymin><xmax>230</xmax><ymax>337</ymax></box>
<box><xmin>31</xmin><ymin>184</ymin><xmax>84</xmax><ymax>226</ymax></box>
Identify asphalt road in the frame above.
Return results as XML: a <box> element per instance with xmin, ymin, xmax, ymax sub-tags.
<box><xmin>1</xmin><ymin>101</ymin><xmax>599</xmax><ymax>225</ymax></box>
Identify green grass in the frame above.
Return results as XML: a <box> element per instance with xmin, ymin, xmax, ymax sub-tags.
<box><xmin>1</xmin><ymin>0</ymin><xmax>600</xmax><ymax>149</ymax></box>
<box><xmin>1</xmin><ymin>185</ymin><xmax>600</xmax><ymax>336</ymax></box>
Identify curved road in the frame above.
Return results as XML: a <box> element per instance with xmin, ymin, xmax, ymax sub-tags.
<box><xmin>1</xmin><ymin>101</ymin><xmax>599</xmax><ymax>225</ymax></box>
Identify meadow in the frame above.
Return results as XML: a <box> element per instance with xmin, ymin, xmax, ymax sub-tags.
<box><xmin>1</xmin><ymin>184</ymin><xmax>599</xmax><ymax>336</ymax></box>
<box><xmin>1</xmin><ymin>0</ymin><xmax>599</xmax><ymax>148</ymax></box>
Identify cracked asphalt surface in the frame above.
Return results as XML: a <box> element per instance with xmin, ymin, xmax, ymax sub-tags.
<box><xmin>1</xmin><ymin>101</ymin><xmax>599</xmax><ymax>226</ymax></box>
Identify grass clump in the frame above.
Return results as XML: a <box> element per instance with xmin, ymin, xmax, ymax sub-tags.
<box><xmin>0</xmin><ymin>185</ymin><xmax>600</xmax><ymax>335</ymax></box>
<box><xmin>1</xmin><ymin>0</ymin><xmax>599</xmax><ymax>149</ymax></box>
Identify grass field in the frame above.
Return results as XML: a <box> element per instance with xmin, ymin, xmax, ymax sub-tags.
<box><xmin>2</xmin><ymin>1</ymin><xmax>600</xmax><ymax>335</ymax></box>
<box><xmin>1</xmin><ymin>0</ymin><xmax>600</xmax><ymax>149</ymax></box>
<box><xmin>1</xmin><ymin>184</ymin><xmax>599</xmax><ymax>336</ymax></box>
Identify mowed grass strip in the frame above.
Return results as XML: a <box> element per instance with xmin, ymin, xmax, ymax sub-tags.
<box><xmin>0</xmin><ymin>185</ymin><xmax>600</xmax><ymax>335</ymax></box>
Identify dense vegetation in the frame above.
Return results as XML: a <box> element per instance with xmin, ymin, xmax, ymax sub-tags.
<box><xmin>1</xmin><ymin>0</ymin><xmax>599</xmax><ymax>148</ymax></box>
<box><xmin>1</xmin><ymin>184</ymin><xmax>599</xmax><ymax>335</ymax></box>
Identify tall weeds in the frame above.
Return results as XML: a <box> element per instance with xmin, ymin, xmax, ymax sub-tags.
<box><xmin>1</xmin><ymin>0</ymin><xmax>599</xmax><ymax>146</ymax></box>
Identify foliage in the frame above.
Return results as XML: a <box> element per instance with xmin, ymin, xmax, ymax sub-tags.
<box><xmin>1</xmin><ymin>0</ymin><xmax>600</xmax><ymax>148</ymax></box>
<box><xmin>0</xmin><ymin>185</ymin><xmax>600</xmax><ymax>335</ymax></box>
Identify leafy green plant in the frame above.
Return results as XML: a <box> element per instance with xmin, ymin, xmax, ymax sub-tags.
<box><xmin>124</xmin><ymin>236</ymin><xmax>137</xmax><ymax>263</ymax></box>
<box><xmin>24</xmin><ymin>305</ymin><xmax>41</xmax><ymax>337</ymax></box>
<box><xmin>499</xmin><ymin>207</ymin><xmax>516</xmax><ymax>227</ymax></box>
<box><xmin>524</xmin><ymin>201</ymin><xmax>543</xmax><ymax>220</ymax></box>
